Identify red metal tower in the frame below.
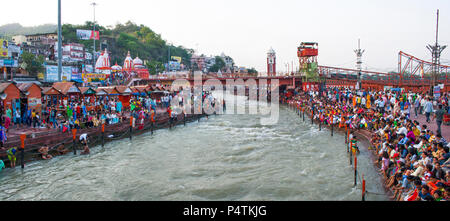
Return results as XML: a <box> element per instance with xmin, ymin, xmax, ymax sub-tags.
<box><xmin>297</xmin><ymin>42</ymin><xmax>319</xmax><ymax>76</ymax></box>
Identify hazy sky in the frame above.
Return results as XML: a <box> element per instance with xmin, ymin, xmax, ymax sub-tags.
<box><xmin>2</xmin><ymin>0</ymin><xmax>450</xmax><ymax>73</ymax></box>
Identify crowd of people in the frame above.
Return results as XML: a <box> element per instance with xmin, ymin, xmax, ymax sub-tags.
<box><xmin>0</xmin><ymin>86</ymin><xmax>221</xmax><ymax>169</ymax></box>
<box><xmin>285</xmin><ymin>87</ymin><xmax>450</xmax><ymax>201</ymax></box>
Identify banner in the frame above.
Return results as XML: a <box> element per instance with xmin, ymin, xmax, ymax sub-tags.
<box><xmin>83</xmin><ymin>64</ymin><xmax>94</xmax><ymax>73</ymax></box>
<box><xmin>0</xmin><ymin>39</ymin><xmax>8</xmax><ymax>57</ymax></box>
<box><xmin>171</xmin><ymin>56</ymin><xmax>182</xmax><ymax>63</ymax></box>
<box><xmin>76</xmin><ymin>29</ymin><xmax>100</xmax><ymax>40</ymax></box>
<box><xmin>82</xmin><ymin>73</ymin><xmax>108</xmax><ymax>82</ymax></box>
<box><xmin>62</xmin><ymin>66</ymin><xmax>72</xmax><ymax>81</ymax></box>
<box><xmin>71</xmin><ymin>67</ymin><xmax>82</xmax><ymax>82</ymax></box>
<box><xmin>302</xmin><ymin>82</ymin><xmax>319</xmax><ymax>92</ymax></box>
<box><xmin>46</xmin><ymin>65</ymin><xmax>59</xmax><ymax>82</ymax></box>
<box><xmin>28</xmin><ymin>98</ymin><xmax>42</xmax><ymax>107</ymax></box>
<box><xmin>168</xmin><ymin>61</ymin><xmax>181</xmax><ymax>71</ymax></box>
<box><xmin>0</xmin><ymin>59</ymin><xmax>18</xmax><ymax>67</ymax></box>
<box><xmin>434</xmin><ymin>86</ymin><xmax>441</xmax><ymax>99</ymax></box>
<box><xmin>45</xmin><ymin>65</ymin><xmax>73</xmax><ymax>82</ymax></box>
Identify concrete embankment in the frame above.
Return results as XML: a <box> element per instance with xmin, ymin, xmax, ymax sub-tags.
<box><xmin>0</xmin><ymin>112</ymin><xmax>208</xmax><ymax>168</ymax></box>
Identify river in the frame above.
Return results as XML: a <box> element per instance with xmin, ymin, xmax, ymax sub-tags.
<box><xmin>0</xmin><ymin>94</ymin><xmax>388</xmax><ymax>201</ymax></box>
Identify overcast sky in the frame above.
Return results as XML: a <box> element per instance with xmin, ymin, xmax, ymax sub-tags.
<box><xmin>2</xmin><ymin>0</ymin><xmax>450</xmax><ymax>73</ymax></box>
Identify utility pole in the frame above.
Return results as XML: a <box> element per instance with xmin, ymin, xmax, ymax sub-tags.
<box><xmin>426</xmin><ymin>9</ymin><xmax>447</xmax><ymax>96</ymax></box>
<box><xmin>91</xmin><ymin>2</ymin><xmax>97</xmax><ymax>68</ymax></box>
<box><xmin>58</xmin><ymin>0</ymin><xmax>62</xmax><ymax>82</ymax></box>
<box><xmin>354</xmin><ymin>39</ymin><xmax>365</xmax><ymax>90</ymax></box>
<box><xmin>167</xmin><ymin>43</ymin><xmax>172</xmax><ymax>72</ymax></box>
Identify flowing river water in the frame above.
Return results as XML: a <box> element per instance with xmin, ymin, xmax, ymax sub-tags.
<box><xmin>0</xmin><ymin>94</ymin><xmax>388</xmax><ymax>201</ymax></box>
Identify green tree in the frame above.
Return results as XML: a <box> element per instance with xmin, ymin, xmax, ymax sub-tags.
<box><xmin>209</xmin><ymin>56</ymin><xmax>226</xmax><ymax>73</ymax></box>
<box><xmin>247</xmin><ymin>68</ymin><xmax>258</xmax><ymax>74</ymax></box>
<box><xmin>146</xmin><ymin>60</ymin><xmax>165</xmax><ymax>75</ymax></box>
<box><xmin>21</xmin><ymin>51</ymin><xmax>45</xmax><ymax>76</ymax></box>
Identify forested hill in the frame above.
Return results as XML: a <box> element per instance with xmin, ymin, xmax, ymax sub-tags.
<box><xmin>62</xmin><ymin>21</ymin><xmax>193</xmax><ymax>74</ymax></box>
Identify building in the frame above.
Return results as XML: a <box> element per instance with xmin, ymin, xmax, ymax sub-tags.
<box><xmin>55</xmin><ymin>43</ymin><xmax>85</xmax><ymax>63</ymax></box>
<box><xmin>11</xmin><ymin>35</ymin><xmax>27</xmax><ymax>46</ymax></box>
<box><xmin>220</xmin><ymin>53</ymin><xmax>234</xmax><ymax>71</ymax></box>
<box><xmin>204</xmin><ymin>56</ymin><xmax>216</xmax><ymax>72</ymax></box>
<box><xmin>267</xmin><ymin>47</ymin><xmax>276</xmax><ymax>76</ymax></box>
<box><xmin>17</xmin><ymin>83</ymin><xmax>43</xmax><ymax>112</ymax></box>
<box><xmin>16</xmin><ymin>33</ymin><xmax>59</xmax><ymax>59</ymax></box>
<box><xmin>0</xmin><ymin>83</ymin><xmax>21</xmax><ymax>111</ymax></box>
<box><xmin>190</xmin><ymin>55</ymin><xmax>207</xmax><ymax>72</ymax></box>
<box><xmin>25</xmin><ymin>33</ymin><xmax>58</xmax><ymax>43</ymax></box>
<box><xmin>0</xmin><ymin>42</ymin><xmax>21</xmax><ymax>81</ymax></box>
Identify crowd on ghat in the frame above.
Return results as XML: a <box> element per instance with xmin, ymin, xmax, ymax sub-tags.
<box><xmin>0</xmin><ymin>86</ymin><xmax>219</xmax><ymax>171</ymax></box>
<box><xmin>285</xmin><ymin>87</ymin><xmax>450</xmax><ymax>201</ymax></box>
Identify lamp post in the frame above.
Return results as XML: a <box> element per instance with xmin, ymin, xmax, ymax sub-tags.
<box><xmin>91</xmin><ymin>2</ymin><xmax>97</xmax><ymax>68</ymax></box>
<box><xmin>58</xmin><ymin>0</ymin><xmax>62</xmax><ymax>82</ymax></box>
<box><xmin>167</xmin><ymin>43</ymin><xmax>172</xmax><ymax>72</ymax></box>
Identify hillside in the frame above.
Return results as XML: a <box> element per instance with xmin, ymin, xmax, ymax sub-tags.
<box><xmin>62</xmin><ymin>21</ymin><xmax>193</xmax><ymax>75</ymax></box>
<box><xmin>0</xmin><ymin>23</ymin><xmax>57</xmax><ymax>36</ymax></box>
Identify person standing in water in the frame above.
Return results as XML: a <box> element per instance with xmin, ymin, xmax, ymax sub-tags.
<box><xmin>79</xmin><ymin>133</ymin><xmax>90</xmax><ymax>155</ymax></box>
<box><xmin>350</xmin><ymin>135</ymin><xmax>360</xmax><ymax>155</ymax></box>
<box><xmin>6</xmin><ymin>147</ymin><xmax>17</xmax><ymax>168</ymax></box>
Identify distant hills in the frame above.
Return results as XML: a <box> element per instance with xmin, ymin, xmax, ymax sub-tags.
<box><xmin>0</xmin><ymin>23</ymin><xmax>57</xmax><ymax>36</ymax></box>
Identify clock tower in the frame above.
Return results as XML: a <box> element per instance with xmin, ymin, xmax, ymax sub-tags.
<box><xmin>267</xmin><ymin>47</ymin><xmax>276</xmax><ymax>76</ymax></box>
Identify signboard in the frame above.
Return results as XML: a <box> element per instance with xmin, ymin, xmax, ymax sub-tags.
<box><xmin>37</xmin><ymin>73</ymin><xmax>45</xmax><ymax>80</ymax></box>
<box><xmin>0</xmin><ymin>39</ymin><xmax>8</xmax><ymax>57</ymax></box>
<box><xmin>83</xmin><ymin>64</ymin><xmax>94</xmax><ymax>73</ymax></box>
<box><xmin>0</xmin><ymin>59</ymin><xmax>18</xmax><ymax>67</ymax></box>
<box><xmin>45</xmin><ymin>65</ymin><xmax>73</xmax><ymax>82</ymax></box>
<box><xmin>171</xmin><ymin>56</ymin><xmax>182</xmax><ymax>63</ymax></box>
<box><xmin>168</xmin><ymin>61</ymin><xmax>181</xmax><ymax>71</ymax></box>
<box><xmin>434</xmin><ymin>86</ymin><xmax>441</xmax><ymax>99</ymax></box>
<box><xmin>28</xmin><ymin>98</ymin><xmax>42</xmax><ymax>107</ymax></box>
<box><xmin>82</xmin><ymin>73</ymin><xmax>108</xmax><ymax>82</ymax></box>
<box><xmin>76</xmin><ymin>29</ymin><xmax>100</xmax><ymax>40</ymax></box>
<box><xmin>71</xmin><ymin>67</ymin><xmax>82</xmax><ymax>82</ymax></box>
<box><xmin>45</xmin><ymin>65</ymin><xmax>58</xmax><ymax>82</ymax></box>
<box><xmin>302</xmin><ymin>82</ymin><xmax>319</xmax><ymax>92</ymax></box>
<box><xmin>62</xmin><ymin>66</ymin><xmax>72</xmax><ymax>81</ymax></box>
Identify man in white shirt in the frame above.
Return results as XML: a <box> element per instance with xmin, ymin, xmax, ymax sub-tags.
<box><xmin>420</xmin><ymin>97</ymin><xmax>426</xmax><ymax>114</ymax></box>
<box><xmin>390</xmin><ymin>96</ymin><xmax>396</xmax><ymax>105</ymax></box>
<box><xmin>361</xmin><ymin>96</ymin><xmax>366</xmax><ymax>107</ymax></box>
<box><xmin>396</xmin><ymin>123</ymin><xmax>408</xmax><ymax>136</ymax></box>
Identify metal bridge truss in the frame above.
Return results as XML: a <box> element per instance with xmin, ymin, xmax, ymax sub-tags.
<box><xmin>398</xmin><ymin>51</ymin><xmax>449</xmax><ymax>85</ymax></box>
<box><xmin>317</xmin><ymin>51</ymin><xmax>449</xmax><ymax>87</ymax></box>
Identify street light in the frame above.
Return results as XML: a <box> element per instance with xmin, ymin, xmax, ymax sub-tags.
<box><xmin>91</xmin><ymin>2</ymin><xmax>97</xmax><ymax>68</ymax></box>
<box><xmin>58</xmin><ymin>0</ymin><xmax>62</xmax><ymax>82</ymax></box>
<box><xmin>167</xmin><ymin>43</ymin><xmax>173</xmax><ymax>72</ymax></box>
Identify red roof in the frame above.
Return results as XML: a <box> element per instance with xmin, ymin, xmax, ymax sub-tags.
<box><xmin>52</xmin><ymin>82</ymin><xmax>80</xmax><ymax>95</ymax></box>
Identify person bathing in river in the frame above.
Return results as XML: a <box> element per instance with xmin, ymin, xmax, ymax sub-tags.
<box><xmin>56</xmin><ymin>142</ymin><xmax>70</xmax><ymax>155</ymax></box>
<box><xmin>38</xmin><ymin>145</ymin><xmax>53</xmax><ymax>160</ymax></box>
<box><xmin>79</xmin><ymin>133</ymin><xmax>90</xmax><ymax>155</ymax></box>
